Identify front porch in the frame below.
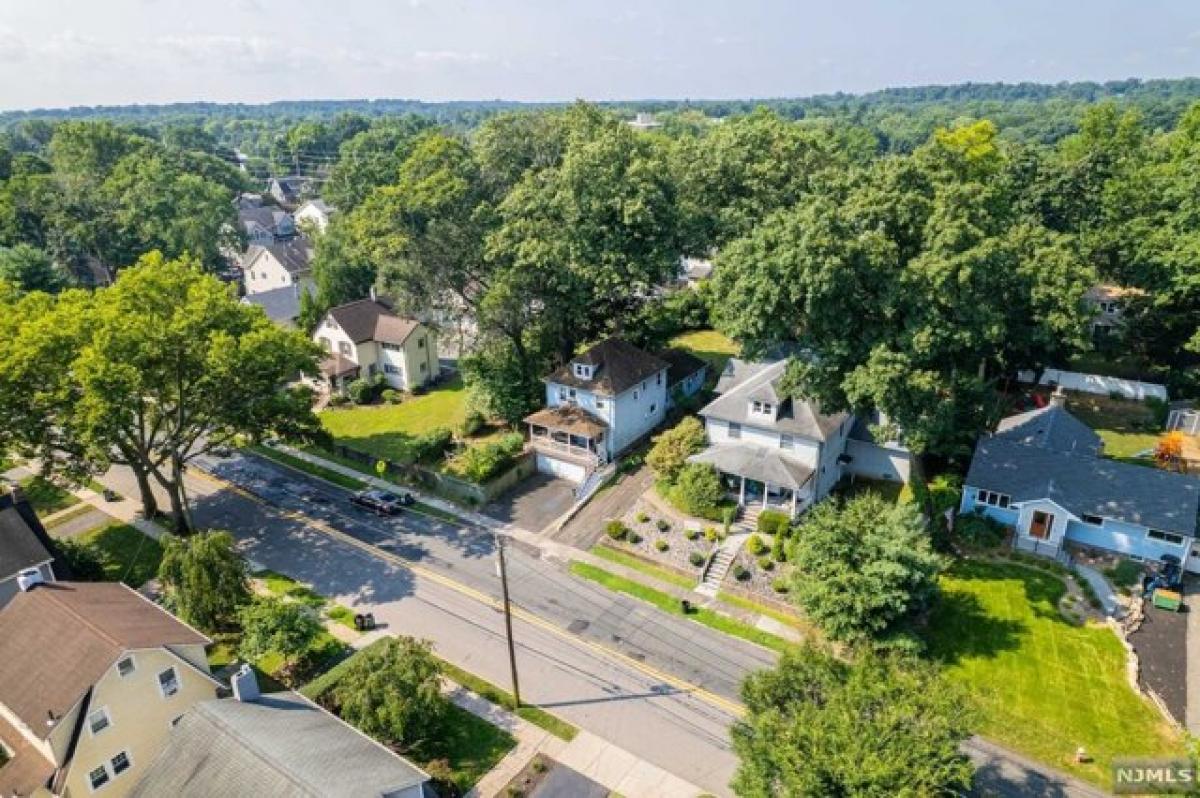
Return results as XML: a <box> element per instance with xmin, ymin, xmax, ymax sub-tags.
<box><xmin>689</xmin><ymin>443</ymin><xmax>814</xmax><ymax>519</ymax></box>
<box><xmin>523</xmin><ymin>404</ymin><xmax>609</xmax><ymax>470</ymax></box>
<box><xmin>319</xmin><ymin>353</ymin><xmax>360</xmax><ymax>393</ymax></box>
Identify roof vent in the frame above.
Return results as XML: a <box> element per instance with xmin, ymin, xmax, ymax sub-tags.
<box><xmin>17</xmin><ymin>568</ymin><xmax>44</xmax><ymax>592</ymax></box>
<box><xmin>232</xmin><ymin>663</ymin><xmax>260</xmax><ymax>703</ymax></box>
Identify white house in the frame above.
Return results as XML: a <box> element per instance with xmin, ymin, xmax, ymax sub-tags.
<box><xmin>267</xmin><ymin>176</ymin><xmax>309</xmax><ymax>208</ymax></box>
<box><xmin>1084</xmin><ymin>283</ymin><xmax>1145</xmax><ymax>345</ymax></box>
<box><xmin>293</xmin><ymin>199</ymin><xmax>335</xmax><ymax>233</ymax></box>
<box><xmin>242</xmin><ymin>236</ymin><xmax>314</xmax><ymax>297</ymax></box>
<box><xmin>313</xmin><ymin>297</ymin><xmax>439</xmax><ymax>392</ymax></box>
<box><xmin>524</xmin><ymin>338</ymin><xmax>669</xmax><ymax>484</ymax></box>
<box><xmin>238</xmin><ymin>205</ymin><xmax>295</xmax><ymax>246</ymax></box>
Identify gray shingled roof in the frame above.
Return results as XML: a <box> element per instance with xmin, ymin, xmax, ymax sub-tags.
<box><xmin>242</xmin><ymin>286</ymin><xmax>301</xmax><ymax>325</ymax></box>
<box><xmin>0</xmin><ymin>494</ymin><xmax>55</xmax><ymax>582</ymax></box>
<box><xmin>130</xmin><ymin>693</ymin><xmax>427</xmax><ymax>798</ymax></box>
<box><xmin>546</xmin><ymin>338</ymin><xmax>669</xmax><ymax>397</ymax></box>
<box><xmin>994</xmin><ymin>404</ymin><xmax>1103</xmax><ymax>456</ymax></box>
<box><xmin>965</xmin><ymin>438</ymin><xmax>1200</xmax><ymax>536</ymax></box>
<box><xmin>689</xmin><ymin>444</ymin><xmax>814</xmax><ymax>490</ymax></box>
<box><xmin>658</xmin><ymin>348</ymin><xmax>707</xmax><ymax>388</ymax></box>
<box><xmin>699</xmin><ymin>360</ymin><xmax>847</xmax><ymax>442</ymax></box>
<box><xmin>246</xmin><ymin>235</ymin><xmax>313</xmax><ymax>276</ymax></box>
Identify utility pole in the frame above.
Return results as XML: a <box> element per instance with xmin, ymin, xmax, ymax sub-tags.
<box><xmin>495</xmin><ymin>532</ymin><xmax>521</xmax><ymax>707</ymax></box>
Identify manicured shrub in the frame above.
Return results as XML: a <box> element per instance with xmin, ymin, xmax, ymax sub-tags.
<box><xmin>328</xmin><ymin>392</ymin><xmax>350</xmax><ymax>407</ymax></box>
<box><xmin>689</xmin><ymin>551</ymin><xmax>706</xmax><ymax>567</ymax></box>
<box><xmin>656</xmin><ymin>519</ymin><xmax>671</xmax><ymax>533</ymax></box>
<box><xmin>746</xmin><ymin>534</ymin><xmax>765</xmax><ymax>556</ymax></box>
<box><xmin>670</xmin><ymin>463</ymin><xmax>724</xmax><ymax>519</ymax></box>
<box><xmin>732</xmin><ymin>563</ymin><xmax>749</xmax><ymax>581</ymax></box>
<box><xmin>605</xmin><ymin>520</ymin><xmax>628</xmax><ymax>540</ymax></box>
<box><xmin>772</xmin><ymin>578</ymin><xmax>790</xmax><ymax>593</ymax></box>
<box><xmin>771</xmin><ymin>534</ymin><xmax>786</xmax><ymax>563</ymax></box>
<box><xmin>646</xmin><ymin>416</ymin><xmax>707</xmax><ymax>482</ymax></box>
<box><xmin>347</xmin><ymin>373</ymin><xmax>387</xmax><ymax>405</ymax></box>
<box><xmin>756</xmin><ymin>509</ymin><xmax>791</xmax><ymax>538</ymax></box>
<box><xmin>954</xmin><ymin>512</ymin><xmax>1006</xmax><ymax>550</ymax></box>
<box><xmin>627</xmin><ymin>531</ymin><xmax>642</xmax><ymax>545</ymax></box>
<box><xmin>684</xmin><ymin>527</ymin><xmax>699</xmax><ymax>541</ymax></box>
<box><xmin>758</xmin><ymin>555</ymin><xmax>775</xmax><ymax>571</ymax></box>
<box><xmin>703</xmin><ymin>527</ymin><xmax>718</xmax><ymax>542</ymax></box>
<box><xmin>381</xmin><ymin>389</ymin><xmax>399</xmax><ymax>404</ymax></box>
<box><xmin>460</xmin><ymin>406</ymin><xmax>486</xmax><ymax>437</ymax></box>
<box><xmin>636</xmin><ymin>512</ymin><xmax>650</xmax><ymax>524</ymax></box>
<box><xmin>655</xmin><ymin>539</ymin><xmax>669</xmax><ymax>552</ymax></box>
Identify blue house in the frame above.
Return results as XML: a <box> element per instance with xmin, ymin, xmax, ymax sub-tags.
<box><xmin>960</xmin><ymin>394</ymin><xmax>1200</xmax><ymax>573</ymax></box>
<box><xmin>524</xmin><ymin>338</ymin><xmax>669</xmax><ymax>484</ymax></box>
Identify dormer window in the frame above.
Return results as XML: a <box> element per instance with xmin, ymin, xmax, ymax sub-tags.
<box><xmin>572</xmin><ymin>363</ymin><xmax>593</xmax><ymax>380</ymax></box>
<box><xmin>751</xmin><ymin>400</ymin><xmax>774</xmax><ymax>416</ymax></box>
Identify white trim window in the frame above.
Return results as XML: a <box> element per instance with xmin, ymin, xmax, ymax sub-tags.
<box><xmin>88</xmin><ymin>765</ymin><xmax>110</xmax><ymax>792</ymax></box>
<box><xmin>117</xmin><ymin>655</ymin><xmax>136</xmax><ymax>678</ymax></box>
<box><xmin>157</xmin><ymin>667</ymin><xmax>180</xmax><ymax>698</ymax></box>
<box><xmin>1081</xmin><ymin>514</ymin><xmax>1103</xmax><ymax>526</ymax></box>
<box><xmin>1147</xmin><ymin>529</ymin><xmax>1186</xmax><ymax>547</ymax></box>
<box><xmin>779</xmin><ymin>434</ymin><xmax>794</xmax><ymax>450</ymax></box>
<box><xmin>976</xmin><ymin>489</ymin><xmax>1011</xmax><ymax>509</ymax></box>
<box><xmin>728</xmin><ymin>421</ymin><xmax>742</xmax><ymax>439</ymax></box>
<box><xmin>110</xmin><ymin>751</ymin><xmax>131</xmax><ymax>776</ymax></box>
<box><xmin>87</xmin><ymin>707</ymin><xmax>111</xmax><ymax>736</ymax></box>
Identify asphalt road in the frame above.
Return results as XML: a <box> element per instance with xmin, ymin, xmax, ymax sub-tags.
<box><xmin>100</xmin><ymin>453</ymin><xmax>762</xmax><ymax>795</ymax></box>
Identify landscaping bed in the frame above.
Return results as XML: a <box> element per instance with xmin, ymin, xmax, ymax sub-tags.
<box><xmin>727</xmin><ymin>539</ymin><xmax>793</xmax><ymax>601</ymax></box>
<box><xmin>926</xmin><ymin>558</ymin><xmax>1183</xmax><ymax>788</ymax></box>
<box><xmin>605</xmin><ymin>497</ymin><xmax>721</xmax><ymax>582</ymax></box>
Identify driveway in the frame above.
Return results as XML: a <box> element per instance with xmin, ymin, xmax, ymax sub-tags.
<box><xmin>1129</xmin><ymin>602</ymin><xmax>1188</xmax><ymax>725</ymax></box>
<box><xmin>552</xmin><ymin>463</ymin><xmax>654</xmax><ymax>549</ymax></box>
<box><xmin>483</xmin><ymin>473</ymin><xmax>577</xmax><ymax>534</ymax></box>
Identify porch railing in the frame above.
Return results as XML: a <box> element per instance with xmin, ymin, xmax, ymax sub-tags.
<box><xmin>528</xmin><ymin>436</ymin><xmax>602</xmax><ymax>466</ymax></box>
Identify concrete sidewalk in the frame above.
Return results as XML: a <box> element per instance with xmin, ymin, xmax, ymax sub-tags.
<box><xmin>1072</xmin><ymin>562</ymin><xmax>1123</xmax><ymax>618</ymax></box>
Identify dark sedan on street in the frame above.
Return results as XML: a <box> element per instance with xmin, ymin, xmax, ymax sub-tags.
<box><xmin>349</xmin><ymin>488</ymin><xmax>415</xmax><ymax>516</ymax></box>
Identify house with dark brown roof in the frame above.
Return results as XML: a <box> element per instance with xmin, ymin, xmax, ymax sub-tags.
<box><xmin>525</xmin><ymin>338</ymin><xmax>669</xmax><ymax>484</ymax></box>
<box><xmin>0</xmin><ymin>582</ymin><xmax>219</xmax><ymax>798</ymax></box>
<box><xmin>312</xmin><ymin>296</ymin><xmax>439</xmax><ymax>392</ymax></box>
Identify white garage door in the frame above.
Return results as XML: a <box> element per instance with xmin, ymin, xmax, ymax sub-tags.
<box><xmin>536</xmin><ymin>453</ymin><xmax>586</xmax><ymax>484</ymax></box>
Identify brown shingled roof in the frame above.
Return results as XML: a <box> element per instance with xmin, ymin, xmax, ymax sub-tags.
<box><xmin>545</xmin><ymin>338</ymin><xmax>668</xmax><ymax>397</ymax></box>
<box><xmin>325</xmin><ymin>299</ymin><xmax>421</xmax><ymax>346</ymax></box>
<box><xmin>0</xmin><ymin>582</ymin><xmax>208</xmax><ymax>739</ymax></box>
<box><xmin>0</xmin><ymin>713</ymin><xmax>54</xmax><ymax>797</ymax></box>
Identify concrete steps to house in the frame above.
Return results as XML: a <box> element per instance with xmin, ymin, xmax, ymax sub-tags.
<box><xmin>696</xmin><ymin>534</ymin><xmax>748</xmax><ymax>597</ymax></box>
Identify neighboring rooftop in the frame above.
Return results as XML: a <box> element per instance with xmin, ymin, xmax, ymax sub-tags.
<box><xmin>0</xmin><ymin>491</ymin><xmax>59</xmax><ymax>582</ymax></box>
<box><xmin>524</xmin><ymin>403</ymin><xmax>609</xmax><ymax>437</ymax></box>
<box><xmin>1085</xmin><ymin>283</ymin><xmax>1147</xmax><ymax>303</ymax></box>
<box><xmin>994</xmin><ymin>403</ymin><xmax>1104</xmax><ymax>457</ymax></box>
<box><xmin>680</xmin><ymin>256</ymin><xmax>714</xmax><ymax>282</ymax></box>
<box><xmin>0</xmin><ymin>713</ymin><xmax>54</xmax><ymax>798</ymax></box>
<box><xmin>246</xmin><ymin>235</ymin><xmax>313</xmax><ymax>276</ymax></box>
<box><xmin>241</xmin><ymin>285</ymin><xmax>301</xmax><ymax>326</ymax></box>
<box><xmin>0</xmin><ymin>581</ymin><xmax>208</xmax><ymax>739</ymax></box>
<box><xmin>690</xmin><ymin>443</ymin><xmax>814</xmax><ymax>490</ymax></box>
<box><xmin>700</xmin><ymin>359</ymin><xmax>848</xmax><ymax>441</ymax></box>
<box><xmin>130</xmin><ymin>692</ymin><xmax>427</xmax><ymax>798</ymax></box>
<box><xmin>658</xmin><ymin>347</ymin><xmax>708</xmax><ymax>387</ymax></box>
<box><xmin>325</xmin><ymin>298</ymin><xmax>421</xmax><ymax>346</ymax></box>
<box><xmin>546</xmin><ymin>338</ymin><xmax>669</xmax><ymax>396</ymax></box>
<box><xmin>239</xmin><ymin>205</ymin><xmax>294</xmax><ymax>233</ymax></box>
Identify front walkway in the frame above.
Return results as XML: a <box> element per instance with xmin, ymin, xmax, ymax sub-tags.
<box><xmin>1072</xmin><ymin>562</ymin><xmax>1123</xmax><ymax>618</ymax></box>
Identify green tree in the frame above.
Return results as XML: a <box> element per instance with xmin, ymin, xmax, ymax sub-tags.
<box><xmin>55</xmin><ymin>538</ymin><xmax>106</xmax><ymax>581</ymax></box>
<box><xmin>670</xmin><ymin>462</ymin><xmax>724</xmax><ymax>518</ymax></box>
<box><xmin>646</xmin><ymin>416</ymin><xmax>708</xmax><ymax>482</ymax></box>
<box><xmin>328</xmin><ymin>636</ymin><xmax>448</xmax><ymax>751</ymax></box>
<box><xmin>788</xmin><ymin>494</ymin><xmax>941</xmax><ymax>649</ymax></box>
<box><xmin>732</xmin><ymin>645</ymin><xmax>974</xmax><ymax>797</ymax></box>
<box><xmin>237</xmin><ymin>596</ymin><xmax>322</xmax><ymax>676</ymax></box>
<box><xmin>0</xmin><ymin>253</ymin><xmax>322</xmax><ymax>530</ymax></box>
<box><xmin>0</xmin><ymin>244</ymin><xmax>68</xmax><ymax>294</ymax></box>
<box><xmin>158</xmin><ymin>530</ymin><xmax>251</xmax><ymax>632</ymax></box>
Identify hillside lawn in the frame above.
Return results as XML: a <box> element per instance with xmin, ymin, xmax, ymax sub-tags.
<box><xmin>79</xmin><ymin>523</ymin><xmax>165</xmax><ymax>588</ymax></box>
<box><xmin>319</xmin><ymin>374</ymin><xmax>469</xmax><ymax>462</ymax></box>
<box><xmin>927</xmin><ymin>559</ymin><xmax>1182</xmax><ymax>788</ymax></box>
<box><xmin>668</xmin><ymin>329</ymin><xmax>739</xmax><ymax>377</ymax></box>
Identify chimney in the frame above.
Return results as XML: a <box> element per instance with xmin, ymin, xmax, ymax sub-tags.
<box><xmin>369</xmin><ymin>284</ymin><xmax>377</xmax><ymax>303</ymax></box>
<box><xmin>1049</xmin><ymin>386</ymin><xmax>1067</xmax><ymax>409</ymax></box>
<box><xmin>231</xmin><ymin>663</ymin><xmax>260</xmax><ymax>702</ymax></box>
<box><xmin>17</xmin><ymin>568</ymin><xmax>44</xmax><ymax>592</ymax></box>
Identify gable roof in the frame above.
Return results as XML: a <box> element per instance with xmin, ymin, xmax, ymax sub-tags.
<box><xmin>966</xmin><ymin>437</ymin><xmax>1200</xmax><ymax>536</ymax></box>
<box><xmin>324</xmin><ymin>298</ymin><xmax>422</xmax><ymax>346</ymax></box>
<box><xmin>658</xmin><ymin>348</ymin><xmax>707</xmax><ymax>387</ymax></box>
<box><xmin>130</xmin><ymin>693</ymin><xmax>427</xmax><ymax>798</ymax></box>
<box><xmin>241</xmin><ymin>286</ymin><xmax>301</xmax><ymax>326</ymax></box>
<box><xmin>245</xmin><ymin>235</ymin><xmax>313</xmax><ymax>276</ymax></box>
<box><xmin>546</xmin><ymin>338</ymin><xmax>668</xmax><ymax>397</ymax></box>
<box><xmin>239</xmin><ymin>206</ymin><xmax>293</xmax><ymax>233</ymax></box>
<box><xmin>0</xmin><ymin>713</ymin><xmax>54</xmax><ymax>798</ymax></box>
<box><xmin>0</xmin><ymin>492</ymin><xmax>59</xmax><ymax>583</ymax></box>
<box><xmin>690</xmin><ymin>444</ymin><xmax>814</xmax><ymax>490</ymax></box>
<box><xmin>700</xmin><ymin>359</ymin><xmax>847</xmax><ymax>442</ymax></box>
<box><xmin>994</xmin><ymin>405</ymin><xmax>1103</xmax><ymax>456</ymax></box>
<box><xmin>0</xmin><ymin>582</ymin><xmax>208</xmax><ymax>739</ymax></box>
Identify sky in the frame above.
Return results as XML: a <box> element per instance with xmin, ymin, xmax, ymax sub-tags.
<box><xmin>1</xmin><ymin>0</ymin><xmax>1200</xmax><ymax>110</ymax></box>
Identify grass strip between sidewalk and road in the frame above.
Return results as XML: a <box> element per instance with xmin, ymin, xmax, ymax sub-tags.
<box><xmin>43</xmin><ymin>502</ymin><xmax>98</xmax><ymax>530</ymax></box>
<box><xmin>436</xmin><ymin>657</ymin><xmax>578</xmax><ymax>742</ymax></box>
<box><xmin>590</xmin><ymin>544</ymin><xmax>696</xmax><ymax>589</ymax></box>
<box><xmin>569</xmin><ymin>561</ymin><xmax>791</xmax><ymax>654</ymax></box>
<box><xmin>717</xmin><ymin>591</ymin><xmax>809</xmax><ymax>633</ymax></box>
<box><xmin>247</xmin><ymin>444</ymin><xmax>368</xmax><ymax>490</ymax></box>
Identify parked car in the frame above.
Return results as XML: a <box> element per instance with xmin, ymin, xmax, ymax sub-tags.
<box><xmin>349</xmin><ymin>489</ymin><xmax>414</xmax><ymax>515</ymax></box>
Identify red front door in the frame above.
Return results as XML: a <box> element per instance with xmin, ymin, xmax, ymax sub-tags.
<box><xmin>1029</xmin><ymin>510</ymin><xmax>1054</xmax><ymax>540</ymax></box>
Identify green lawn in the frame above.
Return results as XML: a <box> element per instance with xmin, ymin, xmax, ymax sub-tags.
<box><xmin>254</xmin><ymin>569</ymin><xmax>358</xmax><ymax>630</ymax></box>
<box><xmin>301</xmin><ymin>640</ymin><xmax>516</xmax><ymax>793</ymax></box>
<box><xmin>569</xmin><ymin>561</ymin><xmax>791</xmax><ymax>654</ymax></box>
<box><xmin>1061</xmin><ymin>392</ymin><xmax>1161</xmax><ymax>462</ymax></box>
<box><xmin>926</xmin><ymin>560</ymin><xmax>1182</xmax><ymax>787</ymax></box>
<box><xmin>835</xmin><ymin>477</ymin><xmax>908</xmax><ymax>505</ymax></box>
<box><xmin>590</xmin><ymin>544</ymin><xmax>697</xmax><ymax>589</ymax></box>
<box><xmin>79</xmin><ymin>523</ymin><xmax>164</xmax><ymax>587</ymax></box>
<box><xmin>20</xmin><ymin>475</ymin><xmax>79</xmax><ymax>516</ymax></box>
<box><xmin>436</xmin><ymin>657</ymin><xmax>578</xmax><ymax>742</ymax></box>
<box><xmin>319</xmin><ymin>375</ymin><xmax>469</xmax><ymax>461</ymax></box>
<box><xmin>668</xmin><ymin>329</ymin><xmax>739</xmax><ymax>376</ymax></box>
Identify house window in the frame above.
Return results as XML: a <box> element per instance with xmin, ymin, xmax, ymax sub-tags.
<box><xmin>780</xmin><ymin>434</ymin><xmax>793</xmax><ymax>450</ymax></box>
<box><xmin>111</xmin><ymin>752</ymin><xmax>130</xmax><ymax>776</ymax></box>
<box><xmin>384</xmin><ymin>364</ymin><xmax>400</xmax><ymax>375</ymax></box>
<box><xmin>418</xmin><ymin>337</ymin><xmax>426</xmax><ymax>349</ymax></box>
<box><xmin>728</xmin><ymin>422</ymin><xmax>741</xmax><ymax>439</ymax></box>
<box><xmin>419</xmin><ymin>362</ymin><xmax>427</xmax><ymax>373</ymax></box>
<box><xmin>976</xmin><ymin>490</ymin><xmax>1011</xmax><ymax>509</ymax></box>
<box><xmin>595</xmin><ymin>398</ymin><xmax>606</xmax><ymax>409</ymax></box>
<box><xmin>751</xmin><ymin>400</ymin><xmax>773</xmax><ymax>415</ymax></box>
<box><xmin>117</xmin><ymin>656</ymin><xmax>136</xmax><ymax>677</ymax></box>
<box><xmin>381</xmin><ymin>342</ymin><xmax>402</xmax><ymax>351</ymax></box>
<box><xmin>157</xmin><ymin>667</ymin><xmax>180</xmax><ymax>698</ymax></box>
<box><xmin>649</xmin><ymin>403</ymin><xmax>657</xmax><ymax>415</ymax></box>
<box><xmin>559</xmin><ymin>387</ymin><xmax>576</xmax><ymax>402</ymax></box>
<box><xmin>88</xmin><ymin>766</ymin><xmax>109</xmax><ymax>791</ymax></box>
<box><xmin>656</xmin><ymin>372</ymin><xmax>662</xmax><ymax>385</ymax></box>
<box><xmin>318</xmin><ymin>337</ymin><xmax>331</xmax><ymax>352</ymax></box>
<box><xmin>338</xmin><ymin>342</ymin><xmax>352</xmax><ymax>357</ymax></box>
<box><xmin>88</xmin><ymin>708</ymin><xmax>111</xmax><ymax>736</ymax></box>
<box><xmin>573</xmin><ymin>363</ymin><xmax>592</xmax><ymax>380</ymax></box>
<box><xmin>633</xmin><ymin>390</ymin><xmax>639</xmax><ymax>400</ymax></box>
<box><xmin>1081</xmin><ymin>514</ymin><xmax>1103</xmax><ymax>526</ymax></box>
<box><xmin>1148</xmin><ymin>529</ymin><xmax>1185</xmax><ymax>546</ymax></box>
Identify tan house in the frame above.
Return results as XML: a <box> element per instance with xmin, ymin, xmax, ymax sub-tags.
<box><xmin>0</xmin><ymin>581</ymin><xmax>219</xmax><ymax>798</ymax></box>
<box><xmin>242</xmin><ymin>235</ymin><xmax>315</xmax><ymax>297</ymax></box>
<box><xmin>314</xmin><ymin>297</ymin><xmax>439</xmax><ymax>392</ymax></box>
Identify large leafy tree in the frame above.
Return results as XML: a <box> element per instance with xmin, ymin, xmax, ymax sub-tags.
<box><xmin>158</xmin><ymin>530</ymin><xmax>251</xmax><ymax>632</ymax></box>
<box><xmin>0</xmin><ymin>253</ymin><xmax>323</xmax><ymax>531</ymax></box>
<box><xmin>327</xmin><ymin>636</ymin><xmax>448</xmax><ymax>752</ymax></box>
<box><xmin>0</xmin><ymin>243</ymin><xmax>69</xmax><ymax>294</ymax></box>
<box><xmin>788</xmin><ymin>494</ymin><xmax>941</xmax><ymax>649</ymax></box>
<box><xmin>237</xmin><ymin>597</ymin><xmax>322</xmax><ymax>680</ymax></box>
<box><xmin>732</xmin><ymin>645</ymin><xmax>974</xmax><ymax>797</ymax></box>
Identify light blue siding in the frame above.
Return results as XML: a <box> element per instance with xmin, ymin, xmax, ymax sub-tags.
<box><xmin>1064</xmin><ymin>517</ymin><xmax>1187</xmax><ymax>562</ymax></box>
<box><xmin>545</xmin><ymin>370</ymin><xmax>667</xmax><ymax>459</ymax></box>
<box><xmin>959</xmin><ymin>486</ymin><xmax>1019</xmax><ymax>526</ymax></box>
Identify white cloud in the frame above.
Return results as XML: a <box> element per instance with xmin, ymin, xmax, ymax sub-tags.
<box><xmin>412</xmin><ymin>50</ymin><xmax>490</xmax><ymax>65</ymax></box>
